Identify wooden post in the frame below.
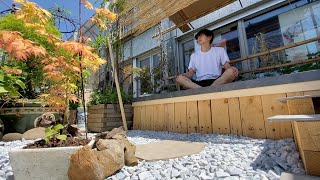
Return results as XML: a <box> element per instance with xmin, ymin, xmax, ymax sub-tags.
<box><xmin>107</xmin><ymin>37</ymin><xmax>128</xmax><ymax>132</ymax></box>
<box><xmin>287</xmin><ymin>98</ymin><xmax>320</xmax><ymax>176</ymax></box>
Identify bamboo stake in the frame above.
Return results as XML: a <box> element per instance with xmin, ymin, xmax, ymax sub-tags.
<box><xmin>107</xmin><ymin>36</ymin><xmax>128</xmax><ymax>132</ymax></box>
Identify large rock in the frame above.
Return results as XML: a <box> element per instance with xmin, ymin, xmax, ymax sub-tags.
<box><xmin>2</xmin><ymin>133</ymin><xmax>22</xmax><ymax>141</ymax></box>
<box><xmin>97</xmin><ymin>138</ymin><xmax>138</xmax><ymax>166</ymax></box>
<box><xmin>22</xmin><ymin>127</ymin><xmax>45</xmax><ymax>140</ymax></box>
<box><xmin>0</xmin><ymin>132</ymin><xmax>3</xmax><ymax>141</ymax></box>
<box><xmin>68</xmin><ymin>142</ymin><xmax>125</xmax><ymax>180</ymax></box>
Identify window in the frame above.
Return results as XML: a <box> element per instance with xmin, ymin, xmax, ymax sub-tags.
<box><xmin>181</xmin><ymin>40</ymin><xmax>195</xmax><ymax>73</ymax></box>
<box><xmin>212</xmin><ymin>22</ymin><xmax>242</xmax><ymax>70</ymax></box>
<box><xmin>245</xmin><ymin>0</ymin><xmax>320</xmax><ymax>68</ymax></box>
<box><xmin>136</xmin><ymin>52</ymin><xmax>161</xmax><ymax>96</ymax></box>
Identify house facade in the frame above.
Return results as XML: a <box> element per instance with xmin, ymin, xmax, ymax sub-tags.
<box><xmin>97</xmin><ymin>0</ymin><xmax>320</xmax><ymax>98</ymax></box>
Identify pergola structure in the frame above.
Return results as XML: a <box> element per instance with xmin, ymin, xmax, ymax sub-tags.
<box><xmin>121</xmin><ymin>0</ymin><xmax>320</xmax><ymax>177</ymax></box>
<box><xmin>119</xmin><ymin>0</ymin><xmax>236</xmax><ymax>38</ymax></box>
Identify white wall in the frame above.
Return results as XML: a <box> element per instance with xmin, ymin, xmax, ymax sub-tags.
<box><xmin>123</xmin><ymin>26</ymin><xmax>160</xmax><ymax>61</ymax></box>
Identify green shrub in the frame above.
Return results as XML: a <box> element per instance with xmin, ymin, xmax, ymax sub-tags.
<box><xmin>89</xmin><ymin>87</ymin><xmax>132</xmax><ymax>105</ymax></box>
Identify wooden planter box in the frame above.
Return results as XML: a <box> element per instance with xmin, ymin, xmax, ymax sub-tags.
<box><xmin>87</xmin><ymin>104</ymin><xmax>133</xmax><ymax>132</ymax></box>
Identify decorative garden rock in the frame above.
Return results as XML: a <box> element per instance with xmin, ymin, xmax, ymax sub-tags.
<box><xmin>68</xmin><ymin>141</ymin><xmax>125</xmax><ymax>180</ymax></box>
<box><xmin>68</xmin><ymin>128</ymin><xmax>138</xmax><ymax>180</ymax></box>
<box><xmin>2</xmin><ymin>133</ymin><xmax>22</xmax><ymax>142</ymax></box>
<box><xmin>21</xmin><ymin>127</ymin><xmax>45</xmax><ymax>140</ymax></box>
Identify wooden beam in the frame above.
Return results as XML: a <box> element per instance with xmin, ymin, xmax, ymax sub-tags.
<box><xmin>267</xmin><ymin>115</ymin><xmax>320</xmax><ymax>122</ymax></box>
<box><xmin>239</xmin><ymin>57</ymin><xmax>320</xmax><ymax>75</ymax></box>
<box><xmin>230</xmin><ymin>36</ymin><xmax>320</xmax><ymax>64</ymax></box>
<box><xmin>132</xmin><ymin>81</ymin><xmax>320</xmax><ymax>107</ymax></box>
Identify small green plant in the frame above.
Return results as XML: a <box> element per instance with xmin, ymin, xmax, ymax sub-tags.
<box><xmin>89</xmin><ymin>87</ymin><xmax>132</xmax><ymax>106</ymax></box>
<box><xmin>44</xmin><ymin>124</ymin><xmax>67</xmax><ymax>143</ymax></box>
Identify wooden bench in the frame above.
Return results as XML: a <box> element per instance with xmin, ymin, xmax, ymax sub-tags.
<box><xmin>267</xmin><ymin>95</ymin><xmax>320</xmax><ymax>176</ymax></box>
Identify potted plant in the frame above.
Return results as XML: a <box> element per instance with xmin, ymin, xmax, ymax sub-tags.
<box><xmin>9</xmin><ymin>124</ymin><xmax>89</xmax><ymax>180</ymax></box>
<box><xmin>87</xmin><ymin>87</ymin><xmax>133</xmax><ymax>132</ymax></box>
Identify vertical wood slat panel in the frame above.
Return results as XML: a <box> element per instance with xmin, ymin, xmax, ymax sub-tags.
<box><xmin>261</xmin><ymin>94</ymin><xmax>293</xmax><ymax>139</ymax></box>
<box><xmin>187</xmin><ymin>101</ymin><xmax>199</xmax><ymax>133</ymax></box>
<box><xmin>153</xmin><ymin>104</ymin><xmax>165</xmax><ymax>131</ymax></box>
<box><xmin>174</xmin><ymin>102</ymin><xmax>187</xmax><ymax>133</ymax></box>
<box><xmin>239</xmin><ymin>96</ymin><xmax>266</xmax><ymax>139</ymax></box>
<box><xmin>140</xmin><ymin>106</ymin><xmax>146</xmax><ymax>130</ymax></box>
<box><xmin>164</xmin><ymin>103</ymin><xmax>175</xmax><ymax>132</ymax></box>
<box><xmin>133</xmin><ymin>106</ymin><xmax>141</xmax><ymax>130</ymax></box>
<box><xmin>228</xmin><ymin>97</ymin><xmax>242</xmax><ymax>136</ymax></box>
<box><xmin>145</xmin><ymin>105</ymin><xmax>153</xmax><ymax>130</ymax></box>
<box><xmin>153</xmin><ymin>105</ymin><xmax>159</xmax><ymax>131</ymax></box>
<box><xmin>211</xmin><ymin>99</ymin><xmax>230</xmax><ymax>134</ymax></box>
<box><xmin>198</xmin><ymin>100</ymin><xmax>212</xmax><ymax>134</ymax></box>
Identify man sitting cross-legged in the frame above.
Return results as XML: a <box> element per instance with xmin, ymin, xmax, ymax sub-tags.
<box><xmin>176</xmin><ymin>29</ymin><xmax>238</xmax><ymax>89</ymax></box>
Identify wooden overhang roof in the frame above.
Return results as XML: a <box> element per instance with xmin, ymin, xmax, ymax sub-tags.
<box><xmin>120</xmin><ymin>0</ymin><xmax>236</xmax><ymax>38</ymax></box>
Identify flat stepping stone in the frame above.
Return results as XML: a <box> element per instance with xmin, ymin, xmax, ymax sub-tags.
<box><xmin>135</xmin><ymin>140</ymin><xmax>205</xmax><ymax>161</ymax></box>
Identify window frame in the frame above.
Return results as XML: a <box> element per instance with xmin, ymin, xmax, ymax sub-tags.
<box><xmin>135</xmin><ymin>49</ymin><xmax>161</xmax><ymax>97</ymax></box>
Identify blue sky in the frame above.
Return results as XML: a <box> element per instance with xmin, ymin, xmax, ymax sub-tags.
<box><xmin>0</xmin><ymin>0</ymin><xmax>103</xmax><ymax>39</ymax></box>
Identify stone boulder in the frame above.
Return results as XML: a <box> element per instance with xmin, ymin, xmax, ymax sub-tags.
<box><xmin>68</xmin><ymin>140</ymin><xmax>125</xmax><ymax>180</ymax></box>
<box><xmin>2</xmin><ymin>133</ymin><xmax>22</xmax><ymax>141</ymax></box>
<box><xmin>22</xmin><ymin>127</ymin><xmax>45</xmax><ymax>140</ymax></box>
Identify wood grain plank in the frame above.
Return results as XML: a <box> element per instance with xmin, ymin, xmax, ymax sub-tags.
<box><xmin>198</xmin><ymin>100</ymin><xmax>212</xmax><ymax>134</ymax></box>
<box><xmin>286</xmin><ymin>92</ymin><xmax>304</xmax><ymax>97</ymax></box>
<box><xmin>211</xmin><ymin>99</ymin><xmax>230</xmax><ymax>134</ymax></box>
<box><xmin>303</xmin><ymin>150</ymin><xmax>320</xmax><ymax>176</ymax></box>
<box><xmin>304</xmin><ymin>90</ymin><xmax>320</xmax><ymax>96</ymax></box>
<box><xmin>187</xmin><ymin>101</ymin><xmax>199</xmax><ymax>133</ymax></box>
<box><xmin>154</xmin><ymin>104</ymin><xmax>165</xmax><ymax>131</ymax></box>
<box><xmin>228</xmin><ymin>97</ymin><xmax>242</xmax><ymax>136</ymax></box>
<box><xmin>239</xmin><ymin>96</ymin><xmax>266</xmax><ymax>139</ymax></box>
<box><xmin>174</xmin><ymin>102</ymin><xmax>187</xmax><ymax>133</ymax></box>
<box><xmin>164</xmin><ymin>103</ymin><xmax>175</xmax><ymax>132</ymax></box>
<box><xmin>288</xmin><ymin>98</ymin><xmax>320</xmax><ymax>151</ymax></box>
<box><xmin>140</xmin><ymin>106</ymin><xmax>146</xmax><ymax>130</ymax></box>
<box><xmin>261</xmin><ymin>94</ymin><xmax>293</xmax><ymax>139</ymax></box>
<box><xmin>132</xmin><ymin>81</ymin><xmax>320</xmax><ymax>107</ymax></box>
<box><xmin>133</xmin><ymin>106</ymin><xmax>141</xmax><ymax>130</ymax></box>
<box><xmin>287</xmin><ymin>98</ymin><xmax>318</xmax><ymax>175</ymax></box>
<box><xmin>153</xmin><ymin>105</ymin><xmax>160</xmax><ymax>131</ymax></box>
<box><xmin>145</xmin><ymin>105</ymin><xmax>153</xmax><ymax>130</ymax></box>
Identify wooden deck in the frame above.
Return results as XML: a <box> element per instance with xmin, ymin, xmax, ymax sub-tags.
<box><xmin>132</xmin><ymin>70</ymin><xmax>320</xmax><ymax>140</ymax></box>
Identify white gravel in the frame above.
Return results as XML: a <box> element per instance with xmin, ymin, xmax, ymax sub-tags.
<box><xmin>0</xmin><ymin>130</ymin><xmax>305</xmax><ymax>180</ymax></box>
<box><xmin>109</xmin><ymin>130</ymin><xmax>305</xmax><ymax>180</ymax></box>
<box><xmin>0</xmin><ymin>139</ymin><xmax>35</xmax><ymax>180</ymax></box>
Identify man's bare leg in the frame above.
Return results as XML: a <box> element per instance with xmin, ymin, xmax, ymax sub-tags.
<box><xmin>212</xmin><ymin>67</ymin><xmax>238</xmax><ymax>85</ymax></box>
<box><xmin>176</xmin><ymin>75</ymin><xmax>201</xmax><ymax>89</ymax></box>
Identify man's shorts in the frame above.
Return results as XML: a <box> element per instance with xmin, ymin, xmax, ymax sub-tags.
<box><xmin>192</xmin><ymin>79</ymin><xmax>217</xmax><ymax>87</ymax></box>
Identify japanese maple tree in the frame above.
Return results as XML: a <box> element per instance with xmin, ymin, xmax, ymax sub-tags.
<box><xmin>0</xmin><ymin>0</ymin><xmax>117</xmax><ymax>124</ymax></box>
